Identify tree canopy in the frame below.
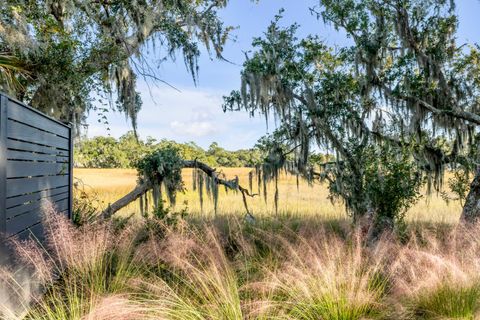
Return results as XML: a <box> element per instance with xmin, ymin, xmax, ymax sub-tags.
<box><xmin>224</xmin><ymin>0</ymin><xmax>480</xmax><ymax>236</ymax></box>
<box><xmin>0</xmin><ymin>0</ymin><xmax>232</xmax><ymax>134</ymax></box>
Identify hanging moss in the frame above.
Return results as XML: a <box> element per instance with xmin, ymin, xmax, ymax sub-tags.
<box><xmin>0</xmin><ymin>1</ymin><xmax>233</xmax><ymax>134</ymax></box>
<box><xmin>135</xmin><ymin>146</ymin><xmax>185</xmax><ymax>209</ymax></box>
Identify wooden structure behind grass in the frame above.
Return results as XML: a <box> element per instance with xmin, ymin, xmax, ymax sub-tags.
<box><xmin>0</xmin><ymin>92</ymin><xmax>73</xmax><ymax>240</ymax></box>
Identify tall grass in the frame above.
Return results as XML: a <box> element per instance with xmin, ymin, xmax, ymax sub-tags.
<box><xmin>2</xmin><ymin>204</ymin><xmax>480</xmax><ymax>319</ymax></box>
<box><xmin>391</xmin><ymin>225</ymin><xmax>480</xmax><ymax>319</ymax></box>
<box><xmin>259</xmin><ymin>231</ymin><xmax>389</xmax><ymax>319</ymax></box>
<box><xmin>1</xmin><ymin>203</ymin><xmax>145</xmax><ymax>319</ymax></box>
<box><xmin>74</xmin><ymin>168</ymin><xmax>463</xmax><ymax>224</ymax></box>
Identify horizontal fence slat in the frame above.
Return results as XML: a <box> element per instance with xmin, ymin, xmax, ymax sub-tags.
<box><xmin>11</xmin><ymin>222</ymin><xmax>44</xmax><ymax>241</ymax></box>
<box><xmin>6</xmin><ymin>186</ymin><xmax>69</xmax><ymax>208</ymax></box>
<box><xmin>7</xmin><ymin>100</ymin><xmax>70</xmax><ymax>138</ymax></box>
<box><xmin>7</xmin><ymin>161</ymin><xmax>69</xmax><ymax>178</ymax></box>
<box><xmin>7</xmin><ymin>139</ymin><xmax>69</xmax><ymax>156</ymax></box>
<box><xmin>6</xmin><ymin>193</ymin><xmax>69</xmax><ymax>219</ymax></box>
<box><xmin>7</xmin><ymin>150</ymin><xmax>69</xmax><ymax>163</ymax></box>
<box><xmin>6</xmin><ymin>198</ymin><xmax>69</xmax><ymax>235</ymax></box>
<box><xmin>6</xmin><ymin>212</ymin><xmax>42</xmax><ymax>236</ymax></box>
<box><xmin>7</xmin><ymin>120</ymin><xmax>69</xmax><ymax>150</ymax></box>
<box><xmin>6</xmin><ymin>175</ymin><xmax>69</xmax><ymax>198</ymax></box>
<box><xmin>6</xmin><ymin>197</ymin><xmax>70</xmax><ymax>236</ymax></box>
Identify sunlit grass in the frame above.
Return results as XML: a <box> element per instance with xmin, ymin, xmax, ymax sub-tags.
<box><xmin>3</xmin><ymin>206</ymin><xmax>480</xmax><ymax>320</ymax></box>
<box><xmin>74</xmin><ymin>168</ymin><xmax>462</xmax><ymax>224</ymax></box>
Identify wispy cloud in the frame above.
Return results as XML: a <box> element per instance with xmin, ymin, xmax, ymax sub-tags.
<box><xmin>86</xmin><ymin>84</ymin><xmax>272</xmax><ymax>149</ymax></box>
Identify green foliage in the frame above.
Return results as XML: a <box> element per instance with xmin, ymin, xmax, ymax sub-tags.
<box><xmin>135</xmin><ymin>145</ymin><xmax>185</xmax><ymax>206</ymax></box>
<box><xmin>75</xmin><ymin>132</ymin><xmax>265</xmax><ymax>169</ymax></box>
<box><xmin>442</xmin><ymin>168</ymin><xmax>471</xmax><ymax>206</ymax></box>
<box><xmin>363</xmin><ymin>144</ymin><xmax>424</xmax><ymax>234</ymax></box>
<box><xmin>0</xmin><ymin>0</ymin><xmax>232</xmax><ymax>130</ymax></box>
<box><xmin>75</xmin><ymin>132</ymin><xmax>151</xmax><ymax>168</ymax></box>
<box><xmin>72</xmin><ymin>178</ymin><xmax>103</xmax><ymax>226</ymax></box>
<box><xmin>0</xmin><ymin>53</ymin><xmax>28</xmax><ymax>93</ymax></box>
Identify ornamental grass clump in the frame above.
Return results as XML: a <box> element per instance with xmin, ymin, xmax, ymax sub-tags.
<box><xmin>253</xmin><ymin>229</ymin><xmax>391</xmax><ymax>320</ymax></box>
<box><xmin>1</xmin><ymin>202</ymin><xmax>146</xmax><ymax>319</ymax></box>
<box><xmin>133</xmin><ymin>225</ymin><xmax>246</xmax><ymax>319</ymax></box>
<box><xmin>391</xmin><ymin>224</ymin><xmax>480</xmax><ymax>319</ymax></box>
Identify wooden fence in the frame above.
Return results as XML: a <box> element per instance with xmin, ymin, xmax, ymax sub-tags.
<box><xmin>0</xmin><ymin>92</ymin><xmax>73</xmax><ymax>241</ymax></box>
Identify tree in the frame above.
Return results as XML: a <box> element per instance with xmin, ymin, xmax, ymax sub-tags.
<box><xmin>224</xmin><ymin>16</ymin><xmax>424</xmax><ymax>237</ymax></box>
<box><xmin>312</xmin><ymin>0</ymin><xmax>480</xmax><ymax>223</ymax></box>
<box><xmin>0</xmin><ymin>0</ymin><xmax>232</xmax><ymax>134</ymax></box>
<box><xmin>101</xmin><ymin>146</ymin><xmax>257</xmax><ymax>219</ymax></box>
<box><xmin>224</xmin><ymin>0</ymin><xmax>480</xmax><ymax>236</ymax></box>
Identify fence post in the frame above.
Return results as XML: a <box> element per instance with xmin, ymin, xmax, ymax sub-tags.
<box><xmin>0</xmin><ymin>94</ymin><xmax>7</xmax><ymax>235</ymax></box>
<box><xmin>68</xmin><ymin>124</ymin><xmax>74</xmax><ymax>220</ymax></box>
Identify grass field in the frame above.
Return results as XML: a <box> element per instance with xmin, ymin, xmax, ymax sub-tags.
<box><xmin>74</xmin><ymin>168</ymin><xmax>462</xmax><ymax>224</ymax></box>
<box><xmin>0</xmin><ymin>169</ymin><xmax>474</xmax><ymax>319</ymax></box>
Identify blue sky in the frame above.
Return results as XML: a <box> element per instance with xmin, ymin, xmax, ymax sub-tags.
<box><xmin>86</xmin><ymin>0</ymin><xmax>480</xmax><ymax>150</ymax></box>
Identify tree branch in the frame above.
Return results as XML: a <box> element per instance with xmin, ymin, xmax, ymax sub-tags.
<box><xmin>100</xmin><ymin>160</ymin><xmax>257</xmax><ymax>219</ymax></box>
<box><xmin>101</xmin><ymin>181</ymin><xmax>151</xmax><ymax>219</ymax></box>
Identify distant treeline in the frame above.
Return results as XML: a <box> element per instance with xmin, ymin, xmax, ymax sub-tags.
<box><xmin>74</xmin><ymin>132</ymin><xmax>265</xmax><ymax>168</ymax></box>
<box><xmin>75</xmin><ymin>131</ymin><xmax>336</xmax><ymax>169</ymax></box>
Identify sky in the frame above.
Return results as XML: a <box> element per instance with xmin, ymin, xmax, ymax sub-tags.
<box><xmin>85</xmin><ymin>0</ymin><xmax>480</xmax><ymax>151</ymax></box>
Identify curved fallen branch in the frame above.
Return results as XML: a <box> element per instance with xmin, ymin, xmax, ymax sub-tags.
<box><xmin>101</xmin><ymin>160</ymin><xmax>257</xmax><ymax>219</ymax></box>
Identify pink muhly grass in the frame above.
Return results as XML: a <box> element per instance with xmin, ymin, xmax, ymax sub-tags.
<box><xmin>253</xmin><ymin>228</ymin><xmax>390</xmax><ymax>319</ymax></box>
<box><xmin>389</xmin><ymin>224</ymin><xmax>480</xmax><ymax>318</ymax></box>
<box><xmin>1</xmin><ymin>202</ymin><xmax>143</xmax><ymax>319</ymax></box>
<box><xmin>80</xmin><ymin>295</ymin><xmax>151</xmax><ymax>320</ymax></box>
<box><xmin>135</xmin><ymin>225</ymin><xmax>245</xmax><ymax>319</ymax></box>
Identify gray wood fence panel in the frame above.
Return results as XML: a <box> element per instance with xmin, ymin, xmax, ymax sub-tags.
<box><xmin>6</xmin><ymin>186</ymin><xmax>69</xmax><ymax>208</ymax></box>
<box><xmin>7</xmin><ymin>150</ymin><xmax>69</xmax><ymax>163</ymax></box>
<box><xmin>7</xmin><ymin>175</ymin><xmax>69</xmax><ymax>198</ymax></box>
<box><xmin>0</xmin><ymin>92</ymin><xmax>73</xmax><ymax>240</ymax></box>
<box><xmin>7</xmin><ymin>161</ymin><xmax>69</xmax><ymax>178</ymax></box>
<box><xmin>7</xmin><ymin>120</ymin><xmax>69</xmax><ymax>150</ymax></box>
<box><xmin>7</xmin><ymin>139</ymin><xmax>69</xmax><ymax>156</ymax></box>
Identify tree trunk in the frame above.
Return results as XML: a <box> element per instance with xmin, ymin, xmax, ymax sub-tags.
<box><xmin>101</xmin><ymin>182</ymin><xmax>151</xmax><ymax>219</ymax></box>
<box><xmin>461</xmin><ymin>167</ymin><xmax>480</xmax><ymax>224</ymax></box>
<box><xmin>366</xmin><ymin>213</ymin><xmax>394</xmax><ymax>244</ymax></box>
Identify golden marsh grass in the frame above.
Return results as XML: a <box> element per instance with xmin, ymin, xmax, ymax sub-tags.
<box><xmin>73</xmin><ymin>168</ymin><xmax>462</xmax><ymax>224</ymax></box>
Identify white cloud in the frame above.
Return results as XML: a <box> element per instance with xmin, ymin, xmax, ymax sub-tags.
<box><xmin>170</xmin><ymin>120</ymin><xmax>218</xmax><ymax>137</ymax></box>
<box><xmin>86</xmin><ymin>83</ymin><xmax>274</xmax><ymax>149</ymax></box>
